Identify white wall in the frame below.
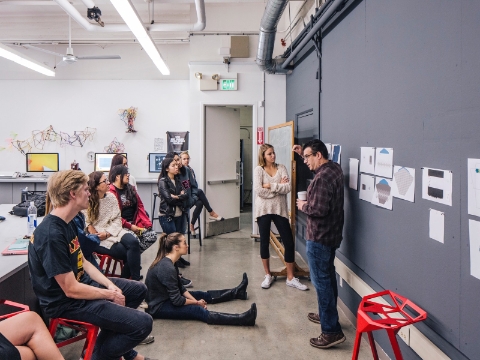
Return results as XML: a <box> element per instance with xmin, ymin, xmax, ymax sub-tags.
<box><xmin>0</xmin><ymin>80</ymin><xmax>189</xmax><ymax>178</ymax></box>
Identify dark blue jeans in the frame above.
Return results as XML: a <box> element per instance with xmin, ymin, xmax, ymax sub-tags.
<box><xmin>306</xmin><ymin>240</ymin><xmax>342</xmax><ymax>335</ymax></box>
<box><xmin>151</xmin><ymin>291</ymin><xmax>212</xmax><ymax>323</ymax></box>
<box><xmin>159</xmin><ymin>214</ymin><xmax>185</xmax><ymax>234</ymax></box>
<box><xmin>57</xmin><ymin>278</ymin><xmax>152</xmax><ymax>360</ymax></box>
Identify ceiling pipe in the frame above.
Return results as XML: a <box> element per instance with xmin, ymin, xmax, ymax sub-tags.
<box><xmin>53</xmin><ymin>0</ymin><xmax>205</xmax><ymax>33</ymax></box>
<box><xmin>281</xmin><ymin>0</ymin><xmax>345</xmax><ymax>69</ymax></box>
<box><xmin>256</xmin><ymin>0</ymin><xmax>290</xmax><ymax>74</ymax></box>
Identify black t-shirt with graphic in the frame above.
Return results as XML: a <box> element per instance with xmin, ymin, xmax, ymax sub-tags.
<box><xmin>116</xmin><ymin>186</ymin><xmax>137</xmax><ymax>223</ymax></box>
<box><xmin>28</xmin><ymin>214</ymin><xmax>93</xmax><ymax>318</ymax></box>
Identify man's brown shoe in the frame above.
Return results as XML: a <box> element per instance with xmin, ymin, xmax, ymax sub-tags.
<box><xmin>310</xmin><ymin>332</ymin><xmax>346</xmax><ymax>349</ymax></box>
<box><xmin>307</xmin><ymin>313</ymin><xmax>320</xmax><ymax>324</ymax></box>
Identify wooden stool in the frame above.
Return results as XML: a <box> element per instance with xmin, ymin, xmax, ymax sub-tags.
<box><xmin>352</xmin><ymin>290</ymin><xmax>427</xmax><ymax>360</ymax></box>
<box><xmin>49</xmin><ymin>318</ymin><xmax>99</xmax><ymax>360</ymax></box>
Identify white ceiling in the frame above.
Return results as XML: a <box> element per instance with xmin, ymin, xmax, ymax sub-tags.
<box><xmin>0</xmin><ymin>0</ymin><xmax>313</xmax><ymax>79</ymax></box>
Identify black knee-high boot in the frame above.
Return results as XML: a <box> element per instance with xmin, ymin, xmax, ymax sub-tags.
<box><xmin>207</xmin><ymin>273</ymin><xmax>248</xmax><ymax>304</ymax></box>
<box><xmin>207</xmin><ymin>303</ymin><xmax>257</xmax><ymax>326</ymax></box>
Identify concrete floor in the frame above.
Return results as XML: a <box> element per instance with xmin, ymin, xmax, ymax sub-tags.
<box><xmin>60</xmin><ymin>208</ymin><xmax>372</xmax><ymax>360</ymax></box>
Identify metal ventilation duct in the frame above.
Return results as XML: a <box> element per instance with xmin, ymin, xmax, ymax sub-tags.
<box><xmin>256</xmin><ymin>0</ymin><xmax>290</xmax><ymax>74</ymax></box>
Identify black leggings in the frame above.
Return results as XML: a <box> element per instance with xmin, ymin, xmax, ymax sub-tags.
<box><xmin>191</xmin><ymin>189</ymin><xmax>213</xmax><ymax>225</ymax></box>
<box><xmin>94</xmin><ymin>233</ymin><xmax>141</xmax><ymax>280</ymax></box>
<box><xmin>257</xmin><ymin>214</ymin><xmax>295</xmax><ymax>263</ymax></box>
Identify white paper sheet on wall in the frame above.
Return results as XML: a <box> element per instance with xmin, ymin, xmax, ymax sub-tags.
<box><xmin>349</xmin><ymin>158</ymin><xmax>359</xmax><ymax>190</ymax></box>
<box><xmin>360</xmin><ymin>147</ymin><xmax>375</xmax><ymax>174</ymax></box>
<box><xmin>324</xmin><ymin>143</ymin><xmax>332</xmax><ymax>160</ymax></box>
<box><xmin>392</xmin><ymin>166</ymin><xmax>415</xmax><ymax>202</ymax></box>
<box><xmin>332</xmin><ymin>144</ymin><xmax>341</xmax><ymax>164</ymax></box>
<box><xmin>372</xmin><ymin>177</ymin><xmax>393</xmax><ymax>210</ymax></box>
<box><xmin>468</xmin><ymin>159</ymin><xmax>480</xmax><ymax>217</ymax></box>
<box><xmin>429</xmin><ymin>209</ymin><xmax>444</xmax><ymax>243</ymax></box>
<box><xmin>375</xmin><ymin>148</ymin><xmax>393</xmax><ymax>178</ymax></box>
<box><xmin>469</xmin><ymin>219</ymin><xmax>480</xmax><ymax>280</ymax></box>
<box><xmin>359</xmin><ymin>174</ymin><xmax>375</xmax><ymax>202</ymax></box>
<box><xmin>154</xmin><ymin>138</ymin><xmax>164</xmax><ymax>151</ymax></box>
<box><xmin>422</xmin><ymin>167</ymin><xmax>453</xmax><ymax>206</ymax></box>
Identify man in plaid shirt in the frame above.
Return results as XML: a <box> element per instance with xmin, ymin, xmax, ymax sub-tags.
<box><xmin>294</xmin><ymin>139</ymin><xmax>345</xmax><ymax>349</ymax></box>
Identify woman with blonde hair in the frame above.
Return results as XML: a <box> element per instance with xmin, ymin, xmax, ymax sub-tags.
<box><xmin>254</xmin><ymin>143</ymin><xmax>308</xmax><ymax>290</ymax></box>
<box><xmin>145</xmin><ymin>232</ymin><xmax>256</xmax><ymax>326</ymax></box>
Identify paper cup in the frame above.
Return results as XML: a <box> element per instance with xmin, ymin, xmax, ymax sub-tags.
<box><xmin>297</xmin><ymin>191</ymin><xmax>307</xmax><ymax>201</ymax></box>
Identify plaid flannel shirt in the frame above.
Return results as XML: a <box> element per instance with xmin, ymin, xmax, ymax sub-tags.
<box><xmin>302</xmin><ymin>161</ymin><xmax>344</xmax><ymax>247</ymax></box>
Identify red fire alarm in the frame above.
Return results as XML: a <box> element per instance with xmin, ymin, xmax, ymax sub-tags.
<box><xmin>257</xmin><ymin>127</ymin><xmax>264</xmax><ymax>145</ymax></box>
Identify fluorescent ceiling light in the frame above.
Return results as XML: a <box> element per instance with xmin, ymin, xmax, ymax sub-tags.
<box><xmin>0</xmin><ymin>43</ymin><xmax>55</xmax><ymax>77</ymax></box>
<box><xmin>110</xmin><ymin>0</ymin><xmax>170</xmax><ymax>75</ymax></box>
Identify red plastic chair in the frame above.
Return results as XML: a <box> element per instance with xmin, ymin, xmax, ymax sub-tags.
<box><xmin>352</xmin><ymin>290</ymin><xmax>427</xmax><ymax>360</ymax></box>
<box><xmin>0</xmin><ymin>300</ymin><xmax>30</xmax><ymax>320</ymax></box>
<box><xmin>49</xmin><ymin>318</ymin><xmax>99</xmax><ymax>360</ymax></box>
<box><xmin>95</xmin><ymin>253</ymin><xmax>124</xmax><ymax>278</ymax></box>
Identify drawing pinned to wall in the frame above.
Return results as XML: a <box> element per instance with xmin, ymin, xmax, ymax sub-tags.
<box><xmin>332</xmin><ymin>144</ymin><xmax>341</xmax><ymax>164</ymax></box>
<box><xmin>324</xmin><ymin>143</ymin><xmax>332</xmax><ymax>160</ymax></box>
<box><xmin>0</xmin><ymin>132</ymin><xmax>18</xmax><ymax>151</ymax></box>
<box><xmin>154</xmin><ymin>138</ymin><xmax>165</xmax><ymax>152</ymax></box>
<box><xmin>360</xmin><ymin>147</ymin><xmax>375</xmax><ymax>174</ymax></box>
<box><xmin>467</xmin><ymin>159</ymin><xmax>480</xmax><ymax>217</ymax></box>
<box><xmin>359</xmin><ymin>174</ymin><xmax>375</xmax><ymax>202</ymax></box>
<box><xmin>119</xmin><ymin>106</ymin><xmax>138</xmax><ymax>133</ymax></box>
<box><xmin>372</xmin><ymin>177</ymin><xmax>393</xmax><ymax>210</ymax></box>
<box><xmin>349</xmin><ymin>158</ymin><xmax>359</xmax><ymax>190</ymax></box>
<box><xmin>422</xmin><ymin>167</ymin><xmax>453</xmax><ymax>206</ymax></box>
<box><xmin>375</xmin><ymin>147</ymin><xmax>393</xmax><ymax>178</ymax></box>
<box><xmin>392</xmin><ymin>166</ymin><xmax>415</xmax><ymax>202</ymax></box>
<box><xmin>104</xmin><ymin>137</ymin><xmax>125</xmax><ymax>153</ymax></box>
<box><xmin>429</xmin><ymin>209</ymin><xmax>444</xmax><ymax>244</ymax></box>
<box><xmin>469</xmin><ymin>219</ymin><xmax>480</xmax><ymax>280</ymax></box>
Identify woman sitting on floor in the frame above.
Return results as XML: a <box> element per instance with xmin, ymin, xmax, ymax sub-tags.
<box><xmin>145</xmin><ymin>232</ymin><xmax>256</xmax><ymax>326</ymax></box>
<box><xmin>109</xmin><ymin>164</ymin><xmax>158</xmax><ymax>253</ymax></box>
<box><xmin>84</xmin><ymin>171</ymin><xmax>142</xmax><ymax>281</ymax></box>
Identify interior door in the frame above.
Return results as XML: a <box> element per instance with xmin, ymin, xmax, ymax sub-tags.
<box><xmin>205</xmin><ymin>106</ymin><xmax>241</xmax><ymax>236</ymax></box>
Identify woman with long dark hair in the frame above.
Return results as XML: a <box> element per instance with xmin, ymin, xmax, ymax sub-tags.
<box><xmin>110</xmin><ymin>153</ymin><xmax>136</xmax><ymax>188</ymax></box>
<box><xmin>145</xmin><ymin>232</ymin><xmax>256</xmax><ymax>326</ymax></box>
<box><xmin>84</xmin><ymin>171</ymin><xmax>142</xmax><ymax>280</ymax></box>
<box><xmin>156</xmin><ymin>157</ymin><xmax>188</xmax><ymax>234</ymax></box>
<box><xmin>109</xmin><ymin>165</ymin><xmax>157</xmax><ymax>252</ymax></box>
<box><xmin>254</xmin><ymin>144</ymin><xmax>308</xmax><ymax>291</ymax></box>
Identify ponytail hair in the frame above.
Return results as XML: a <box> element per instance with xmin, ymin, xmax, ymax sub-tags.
<box><xmin>149</xmin><ymin>232</ymin><xmax>184</xmax><ymax>269</ymax></box>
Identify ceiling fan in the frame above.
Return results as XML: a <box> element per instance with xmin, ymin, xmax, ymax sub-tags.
<box><xmin>25</xmin><ymin>16</ymin><xmax>121</xmax><ymax>67</ymax></box>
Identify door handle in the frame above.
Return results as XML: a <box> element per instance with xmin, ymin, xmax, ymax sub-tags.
<box><xmin>208</xmin><ymin>179</ymin><xmax>238</xmax><ymax>185</ymax></box>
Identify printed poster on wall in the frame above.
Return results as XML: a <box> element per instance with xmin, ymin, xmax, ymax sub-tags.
<box><xmin>468</xmin><ymin>158</ymin><xmax>480</xmax><ymax>217</ymax></box>
<box><xmin>360</xmin><ymin>147</ymin><xmax>375</xmax><ymax>174</ymax></box>
<box><xmin>372</xmin><ymin>177</ymin><xmax>393</xmax><ymax>210</ymax></box>
<box><xmin>166</xmin><ymin>131</ymin><xmax>189</xmax><ymax>152</ymax></box>
<box><xmin>422</xmin><ymin>167</ymin><xmax>453</xmax><ymax>206</ymax></box>
<box><xmin>374</xmin><ymin>147</ymin><xmax>393</xmax><ymax>178</ymax></box>
<box><xmin>392</xmin><ymin>166</ymin><xmax>415</xmax><ymax>202</ymax></box>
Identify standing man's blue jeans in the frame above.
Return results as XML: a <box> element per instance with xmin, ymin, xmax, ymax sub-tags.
<box><xmin>306</xmin><ymin>240</ymin><xmax>342</xmax><ymax>334</ymax></box>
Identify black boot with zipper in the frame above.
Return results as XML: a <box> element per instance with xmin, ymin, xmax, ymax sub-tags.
<box><xmin>207</xmin><ymin>303</ymin><xmax>257</xmax><ymax>326</ymax></box>
<box><xmin>208</xmin><ymin>272</ymin><xmax>248</xmax><ymax>304</ymax></box>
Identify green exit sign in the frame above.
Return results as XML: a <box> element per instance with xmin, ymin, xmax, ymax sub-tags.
<box><xmin>220</xmin><ymin>79</ymin><xmax>237</xmax><ymax>91</ymax></box>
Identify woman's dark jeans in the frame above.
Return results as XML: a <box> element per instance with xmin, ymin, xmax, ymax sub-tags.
<box><xmin>159</xmin><ymin>214</ymin><xmax>185</xmax><ymax>235</ymax></box>
<box><xmin>94</xmin><ymin>233</ymin><xmax>141</xmax><ymax>280</ymax></box>
<box><xmin>191</xmin><ymin>189</ymin><xmax>213</xmax><ymax>226</ymax></box>
<box><xmin>257</xmin><ymin>213</ymin><xmax>295</xmax><ymax>263</ymax></box>
<box><xmin>151</xmin><ymin>291</ymin><xmax>212</xmax><ymax>323</ymax></box>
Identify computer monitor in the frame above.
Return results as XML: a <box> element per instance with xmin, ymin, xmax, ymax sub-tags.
<box><xmin>149</xmin><ymin>153</ymin><xmax>166</xmax><ymax>173</ymax></box>
<box><xmin>94</xmin><ymin>153</ymin><xmax>127</xmax><ymax>172</ymax></box>
<box><xmin>26</xmin><ymin>153</ymin><xmax>59</xmax><ymax>172</ymax></box>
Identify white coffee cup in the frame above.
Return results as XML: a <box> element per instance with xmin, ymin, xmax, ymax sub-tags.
<box><xmin>297</xmin><ymin>191</ymin><xmax>307</xmax><ymax>201</ymax></box>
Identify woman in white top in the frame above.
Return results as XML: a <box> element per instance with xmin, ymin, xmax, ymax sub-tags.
<box><xmin>254</xmin><ymin>144</ymin><xmax>307</xmax><ymax>291</ymax></box>
<box><xmin>85</xmin><ymin>171</ymin><xmax>142</xmax><ymax>281</ymax></box>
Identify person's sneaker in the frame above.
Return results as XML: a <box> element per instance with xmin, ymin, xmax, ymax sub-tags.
<box><xmin>139</xmin><ymin>301</ymin><xmax>148</xmax><ymax>309</ymax></box>
<box><xmin>310</xmin><ymin>332</ymin><xmax>346</xmax><ymax>349</ymax></box>
<box><xmin>139</xmin><ymin>335</ymin><xmax>155</xmax><ymax>345</ymax></box>
<box><xmin>178</xmin><ymin>257</ymin><xmax>190</xmax><ymax>266</ymax></box>
<box><xmin>307</xmin><ymin>312</ymin><xmax>320</xmax><ymax>324</ymax></box>
<box><xmin>286</xmin><ymin>277</ymin><xmax>308</xmax><ymax>291</ymax></box>
<box><xmin>180</xmin><ymin>276</ymin><xmax>193</xmax><ymax>288</ymax></box>
<box><xmin>261</xmin><ymin>274</ymin><xmax>274</xmax><ymax>289</ymax></box>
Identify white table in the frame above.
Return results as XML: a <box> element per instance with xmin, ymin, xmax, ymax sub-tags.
<box><xmin>0</xmin><ymin>204</ymin><xmax>42</xmax><ymax>309</ymax></box>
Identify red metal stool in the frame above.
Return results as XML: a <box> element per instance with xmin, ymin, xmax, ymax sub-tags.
<box><xmin>352</xmin><ymin>290</ymin><xmax>427</xmax><ymax>360</ymax></box>
<box><xmin>49</xmin><ymin>318</ymin><xmax>99</xmax><ymax>360</ymax></box>
<box><xmin>0</xmin><ymin>300</ymin><xmax>30</xmax><ymax>320</ymax></box>
<box><xmin>95</xmin><ymin>253</ymin><xmax>124</xmax><ymax>278</ymax></box>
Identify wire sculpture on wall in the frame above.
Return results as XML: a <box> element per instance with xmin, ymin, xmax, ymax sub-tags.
<box><xmin>118</xmin><ymin>106</ymin><xmax>138</xmax><ymax>133</ymax></box>
<box><xmin>8</xmin><ymin>126</ymin><xmax>96</xmax><ymax>155</ymax></box>
<box><xmin>104</xmin><ymin>137</ymin><xmax>125</xmax><ymax>153</ymax></box>
<box><xmin>0</xmin><ymin>132</ymin><xmax>18</xmax><ymax>152</ymax></box>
